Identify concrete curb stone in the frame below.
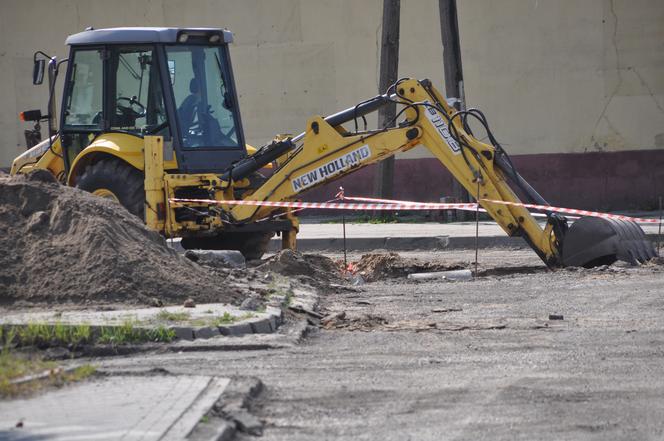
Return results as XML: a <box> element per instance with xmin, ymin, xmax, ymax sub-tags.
<box><xmin>219</xmin><ymin>322</ymin><xmax>253</xmax><ymax>336</ymax></box>
<box><xmin>169</xmin><ymin>326</ymin><xmax>195</xmax><ymax>341</ymax></box>
<box><xmin>250</xmin><ymin>318</ymin><xmax>273</xmax><ymax>334</ymax></box>
<box><xmin>194</xmin><ymin>326</ymin><xmax>221</xmax><ymax>339</ymax></box>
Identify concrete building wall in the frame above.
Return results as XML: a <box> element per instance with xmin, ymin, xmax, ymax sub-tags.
<box><xmin>1</xmin><ymin>0</ymin><xmax>663</xmax><ymax>209</ymax></box>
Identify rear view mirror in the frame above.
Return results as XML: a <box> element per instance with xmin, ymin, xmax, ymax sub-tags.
<box><xmin>33</xmin><ymin>59</ymin><xmax>45</xmax><ymax>85</ymax></box>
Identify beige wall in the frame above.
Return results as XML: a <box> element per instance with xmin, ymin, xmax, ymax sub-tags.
<box><xmin>1</xmin><ymin>0</ymin><xmax>662</xmax><ymax>167</ymax></box>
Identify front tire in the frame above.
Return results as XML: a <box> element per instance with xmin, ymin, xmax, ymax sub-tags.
<box><xmin>76</xmin><ymin>158</ymin><xmax>145</xmax><ymax>219</ymax></box>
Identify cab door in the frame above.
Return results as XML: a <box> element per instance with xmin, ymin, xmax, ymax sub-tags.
<box><xmin>163</xmin><ymin>43</ymin><xmax>247</xmax><ymax>173</ymax></box>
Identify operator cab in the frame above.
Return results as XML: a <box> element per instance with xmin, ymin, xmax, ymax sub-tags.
<box><xmin>61</xmin><ymin>27</ymin><xmax>247</xmax><ymax>173</ymax></box>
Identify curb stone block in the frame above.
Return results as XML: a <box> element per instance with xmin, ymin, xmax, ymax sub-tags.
<box><xmin>250</xmin><ymin>318</ymin><xmax>272</xmax><ymax>334</ymax></box>
<box><xmin>218</xmin><ymin>322</ymin><xmax>253</xmax><ymax>336</ymax></box>
<box><xmin>194</xmin><ymin>327</ymin><xmax>220</xmax><ymax>339</ymax></box>
<box><xmin>229</xmin><ymin>409</ymin><xmax>263</xmax><ymax>436</ymax></box>
<box><xmin>169</xmin><ymin>326</ymin><xmax>195</xmax><ymax>341</ymax></box>
<box><xmin>267</xmin><ymin>314</ymin><xmax>278</xmax><ymax>331</ymax></box>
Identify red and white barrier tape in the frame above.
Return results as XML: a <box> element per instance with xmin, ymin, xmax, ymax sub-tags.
<box><xmin>479</xmin><ymin>199</ymin><xmax>659</xmax><ymax>224</ymax></box>
<box><xmin>335</xmin><ymin>191</ymin><xmax>654</xmax><ymax>224</ymax></box>
<box><xmin>169</xmin><ymin>194</ymin><xmax>658</xmax><ymax>225</ymax></box>
<box><xmin>170</xmin><ymin>197</ymin><xmax>470</xmax><ymax>211</ymax></box>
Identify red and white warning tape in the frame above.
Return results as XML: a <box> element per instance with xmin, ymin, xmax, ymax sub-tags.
<box><xmin>479</xmin><ymin>199</ymin><xmax>659</xmax><ymax>224</ymax></box>
<box><xmin>335</xmin><ymin>191</ymin><xmax>655</xmax><ymax>224</ymax></box>
<box><xmin>169</xmin><ymin>193</ymin><xmax>658</xmax><ymax>225</ymax></box>
<box><xmin>170</xmin><ymin>197</ymin><xmax>467</xmax><ymax>211</ymax></box>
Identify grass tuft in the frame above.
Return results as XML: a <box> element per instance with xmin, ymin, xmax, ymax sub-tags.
<box><xmin>97</xmin><ymin>320</ymin><xmax>175</xmax><ymax>345</ymax></box>
<box><xmin>0</xmin><ymin>330</ymin><xmax>96</xmax><ymax>398</ymax></box>
<box><xmin>191</xmin><ymin>312</ymin><xmax>256</xmax><ymax>327</ymax></box>
<box><xmin>8</xmin><ymin>322</ymin><xmax>92</xmax><ymax>349</ymax></box>
<box><xmin>155</xmin><ymin>310</ymin><xmax>191</xmax><ymax>322</ymax></box>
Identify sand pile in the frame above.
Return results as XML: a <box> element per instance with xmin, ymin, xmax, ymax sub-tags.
<box><xmin>354</xmin><ymin>252</ymin><xmax>464</xmax><ymax>282</ymax></box>
<box><xmin>0</xmin><ymin>171</ymin><xmax>251</xmax><ymax>307</ymax></box>
<box><xmin>257</xmin><ymin>249</ymin><xmax>342</xmax><ymax>287</ymax></box>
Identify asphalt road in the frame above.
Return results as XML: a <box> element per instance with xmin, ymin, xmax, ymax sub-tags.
<box><xmin>96</xmin><ymin>250</ymin><xmax>664</xmax><ymax>440</ymax></box>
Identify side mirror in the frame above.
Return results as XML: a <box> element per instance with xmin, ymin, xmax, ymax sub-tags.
<box><xmin>33</xmin><ymin>59</ymin><xmax>45</xmax><ymax>85</ymax></box>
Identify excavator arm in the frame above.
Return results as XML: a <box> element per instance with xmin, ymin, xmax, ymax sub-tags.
<box><xmin>220</xmin><ymin>78</ymin><xmax>655</xmax><ymax>268</ymax></box>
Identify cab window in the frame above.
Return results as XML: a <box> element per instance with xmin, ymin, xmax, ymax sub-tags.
<box><xmin>62</xmin><ymin>49</ymin><xmax>104</xmax><ymax>129</ymax></box>
<box><xmin>111</xmin><ymin>47</ymin><xmax>169</xmax><ymax>137</ymax></box>
<box><xmin>166</xmin><ymin>45</ymin><xmax>239</xmax><ymax>148</ymax></box>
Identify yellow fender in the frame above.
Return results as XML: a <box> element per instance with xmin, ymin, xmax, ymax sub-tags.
<box><xmin>67</xmin><ymin>133</ymin><xmax>148</xmax><ymax>185</ymax></box>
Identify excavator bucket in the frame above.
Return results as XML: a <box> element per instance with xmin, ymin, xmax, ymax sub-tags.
<box><xmin>561</xmin><ymin>216</ymin><xmax>657</xmax><ymax>268</ymax></box>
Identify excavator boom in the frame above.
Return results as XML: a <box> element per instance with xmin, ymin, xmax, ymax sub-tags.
<box><xmin>223</xmin><ymin>78</ymin><xmax>656</xmax><ymax>267</ymax></box>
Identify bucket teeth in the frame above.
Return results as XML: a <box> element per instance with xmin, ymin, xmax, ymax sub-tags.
<box><xmin>561</xmin><ymin>216</ymin><xmax>657</xmax><ymax>268</ymax></box>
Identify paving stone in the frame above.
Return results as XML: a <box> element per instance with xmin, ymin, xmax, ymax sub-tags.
<box><xmin>250</xmin><ymin>318</ymin><xmax>273</xmax><ymax>334</ymax></box>
<box><xmin>268</xmin><ymin>314</ymin><xmax>278</xmax><ymax>331</ymax></box>
<box><xmin>169</xmin><ymin>326</ymin><xmax>194</xmax><ymax>341</ymax></box>
<box><xmin>229</xmin><ymin>409</ymin><xmax>263</xmax><ymax>436</ymax></box>
<box><xmin>219</xmin><ymin>322</ymin><xmax>253</xmax><ymax>336</ymax></box>
<box><xmin>194</xmin><ymin>327</ymin><xmax>220</xmax><ymax>339</ymax></box>
<box><xmin>0</xmin><ymin>374</ymin><xmax>230</xmax><ymax>440</ymax></box>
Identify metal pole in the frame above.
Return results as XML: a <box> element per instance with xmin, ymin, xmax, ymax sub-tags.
<box><xmin>658</xmin><ymin>196</ymin><xmax>662</xmax><ymax>255</ymax></box>
<box><xmin>439</xmin><ymin>0</ymin><xmax>470</xmax><ymax>217</ymax></box>
<box><xmin>374</xmin><ymin>0</ymin><xmax>400</xmax><ymax>209</ymax></box>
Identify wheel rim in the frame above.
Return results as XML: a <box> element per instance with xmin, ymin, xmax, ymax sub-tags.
<box><xmin>92</xmin><ymin>188</ymin><xmax>120</xmax><ymax>203</ymax></box>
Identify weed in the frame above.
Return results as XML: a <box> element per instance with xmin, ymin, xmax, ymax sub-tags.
<box><xmin>66</xmin><ymin>365</ymin><xmax>97</xmax><ymax>383</ymax></box>
<box><xmin>12</xmin><ymin>322</ymin><xmax>91</xmax><ymax>348</ymax></box>
<box><xmin>155</xmin><ymin>310</ymin><xmax>191</xmax><ymax>322</ymax></box>
<box><xmin>283</xmin><ymin>291</ymin><xmax>294</xmax><ymax>307</ymax></box>
<box><xmin>147</xmin><ymin>326</ymin><xmax>176</xmax><ymax>343</ymax></box>
<box><xmin>192</xmin><ymin>312</ymin><xmax>255</xmax><ymax>327</ymax></box>
<box><xmin>218</xmin><ymin>312</ymin><xmax>236</xmax><ymax>324</ymax></box>
<box><xmin>97</xmin><ymin>320</ymin><xmax>175</xmax><ymax>345</ymax></box>
<box><xmin>0</xmin><ymin>352</ymin><xmax>96</xmax><ymax>398</ymax></box>
<box><xmin>200</xmin><ymin>415</ymin><xmax>210</xmax><ymax>424</ymax></box>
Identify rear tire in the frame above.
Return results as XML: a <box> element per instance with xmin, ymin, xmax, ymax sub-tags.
<box><xmin>76</xmin><ymin>158</ymin><xmax>145</xmax><ymax>219</ymax></box>
<box><xmin>181</xmin><ymin>231</ymin><xmax>274</xmax><ymax>261</ymax></box>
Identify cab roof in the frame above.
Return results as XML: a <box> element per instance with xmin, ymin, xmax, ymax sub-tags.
<box><xmin>65</xmin><ymin>27</ymin><xmax>233</xmax><ymax>46</ymax></box>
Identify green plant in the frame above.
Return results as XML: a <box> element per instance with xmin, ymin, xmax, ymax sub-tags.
<box><xmin>16</xmin><ymin>322</ymin><xmax>92</xmax><ymax>348</ymax></box>
<box><xmin>19</xmin><ymin>323</ymin><xmax>52</xmax><ymax>346</ymax></box>
<box><xmin>218</xmin><ymin>312</ymin><xmax>235</xmax><ymax>324</ymax></box>
<box><xmin>147</xmin><ymin>326</ymin><xmax>176</xmax><ymax>343</ymax></box>
<box><xmin>284</xmin><ymin>291</ymin><xmax>294</xmax><ymax>306</ymax></box>
<box><xmin>97</xmin><ymin>321</ymin><xmax>175</xmax><ymax>345</ymax></box>
<box><xmin>0</xmin><ymin>353</ymin><xmax>96</xmax><ymax>398</ymax></box>
<box><xmin>192</xmin><ymin>312</ymin><xmax>255</xmax><ymax>327</ymax></box>
<box><xmin>155</xmin><ymin>310</ymin><xmax>191</xmax><ymax>322</ymax></box>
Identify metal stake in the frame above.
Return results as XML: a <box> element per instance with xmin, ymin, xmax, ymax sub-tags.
<box><xmin>342</xmin><ymin>213</ymin><xmax>348</xmax><ymax>268</ymax></box>
<box><xmin>474</xmin><ymin>179</ymin><xmax>480</xmax><ymax>277</ymax></box>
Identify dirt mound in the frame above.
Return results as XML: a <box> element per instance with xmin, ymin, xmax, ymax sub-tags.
<box><xmin>257</xmin><ymin>249</ymin><xmax>342</xmax><ymax>286</ymax></box>
<box><xmin>0</xmin><ymin>172</ymin><xmax>252</xmax><ymax>307</ymax></box>
<box><xmin>354</xmin><ymin>252</ymin><xmax>464</xmax><ymax>282</ymax></box>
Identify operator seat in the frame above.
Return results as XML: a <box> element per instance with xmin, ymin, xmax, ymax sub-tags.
<box><xmin>177</xmin><ymin>79</ymin><xmax>200</xmax><ymax>133</ymax></box>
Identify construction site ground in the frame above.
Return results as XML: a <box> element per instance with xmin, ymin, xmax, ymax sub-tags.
<box><xmin>14</xmin><ymin>248</ymin><xmax>661</xmax><ymax>440</ymax></box>
<box><xmin>3</xmin><ymin>173</ymin><xmax>664</xmax><ymax>439</ymax></box>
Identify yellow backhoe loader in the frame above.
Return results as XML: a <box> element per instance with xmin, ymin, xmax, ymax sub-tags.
<box><xmin>11</xmin><ymin>27</ymin><xmax>657</xmax><ymax>266</ymax></box>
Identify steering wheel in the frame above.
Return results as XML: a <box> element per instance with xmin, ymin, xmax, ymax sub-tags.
<box><xmin>116</xmin><ymin>96</ymin><xmax>146</xmax><ymax>119</ymax></box>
